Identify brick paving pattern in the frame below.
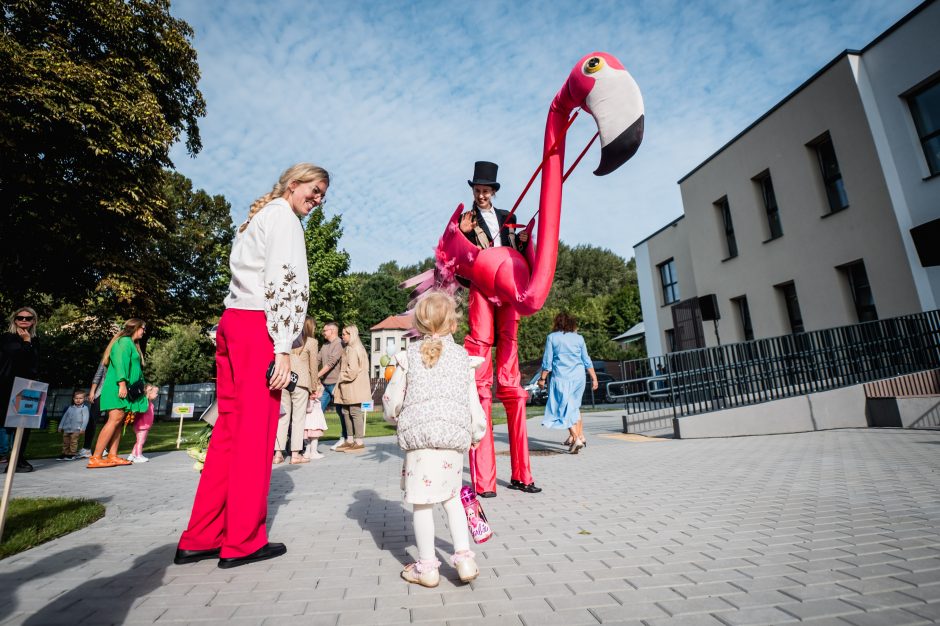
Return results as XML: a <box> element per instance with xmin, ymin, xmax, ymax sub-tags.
<box><xmin>2</xmin><ymin>414</ymin><xmax>940</xmax><ymax>625</ymax></box>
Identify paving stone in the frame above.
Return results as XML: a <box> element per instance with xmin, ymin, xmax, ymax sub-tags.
<box><xmin>840</xmin><ymin>609</ymin><xmax>932</xmax><ymax>626</ymax></box>
<box><xmin>776</xmin><ymin>598</ymin><xmax>862</xmax><ymax>620</ymax></box>
<box><xmin>715</xmin><ymin>606</ymin><xmax>800</xmax><ymax>625</ymax></box>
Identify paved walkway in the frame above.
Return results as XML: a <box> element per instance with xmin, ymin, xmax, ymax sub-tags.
<box><xmin>2</xmin><ymin>413</ymin><xmax>940</xmax><ymax>625</ymax></box>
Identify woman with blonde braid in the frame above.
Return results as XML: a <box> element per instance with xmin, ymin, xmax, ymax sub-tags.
<box><xmin>87</xmin><ymin>318</ymin><xmax>148</xmax><ymax>468</ymax></box>
<box><xmin>333</xmin><ymin>325</ymin><xmax>371</xmax><ymax>452</ymax></box>
<box><xmin>176</xmin><ymin>163</ymin><xmax>328</xmax><ymax>569</ymax></box>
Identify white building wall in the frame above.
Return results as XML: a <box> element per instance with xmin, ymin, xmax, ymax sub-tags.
<box><xmin>851</xmin><ymin>1</ymin><xmax>940</xmax><ymax>310</ymax></box>
<box><xmin>634</xmin><ymin>241</ymin><xmax>662</xmax><ymax>357</ymax></box>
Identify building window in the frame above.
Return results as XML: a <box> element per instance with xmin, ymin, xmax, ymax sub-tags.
<box><xmin>658</xmin><ymin>259</ymin><xmax>679</xmax><ymax>305</ymax></box>
<box><xmin>811</xmin><ymin>133</ymin><xmax>849</xmax><ymax>213</ymax></box>
<box><xmin>373</xmin><ymin>337</ymin><xmax>381</xmax><ymax>352</ymax></box>
<box><xmin>907</xmin><ymin>76</ymin><xmax>940</xmax><ymax>176</ymax></box>
<box><xmin>776</xmin><ymin>282</ymin><xmax>804</xmax><ymax>334</ymax></box>
<box><xmin>841</xmin><ymin>261</ymin><xmax>878</xmax><ymax>322</ymax></box>
<box><xmin>401</xmin><ymin>337</ymin><xmax>408</xmax><ymax>349</ymax></box>
<box><xmin>732</xmin><ymin>296</ymin><xmax>754</xmax><ymax>341</ymax></box>
<box><xmin>715</xmin><ymin>197</ymin><xmax>738</xmax><ymax>258</ymax></box>
<box><xmin>664</xmin><ymin>329</ymin><xmax>676</xmax><ymax>353</ymax></box>
<box><xmin>754</xmin><ymin>171</ymin><xmax>783</xmax><ymax>240</ymax></box>
<box><xmin>386</xmin><ymin>337</ymin><xmax>396</xmax><ymax>352</ymax></box>
<box><xmin>373</xmin><ymin>365</ymin><xmax>381</xmax><ymax>378</ymax></box>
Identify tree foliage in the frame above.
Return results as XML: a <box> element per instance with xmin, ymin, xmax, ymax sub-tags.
<box><xmin>304</xmin><ymin>205</ymin><xmax>354</xmax><ymax>325</ymax></box>
<box><xmin>146</xmin><ymin>323</ymin><xmax>215</xmax><ymax>386</ymax></box>
<box><xmin>158</xmin><ymin>171</ymin><xmax>233</xmax><ymax>324</ymax></box>
<box><xmin>0</xmin><ymin>0</ymin><xmax>205</xmax><ymax>318</ymax></box>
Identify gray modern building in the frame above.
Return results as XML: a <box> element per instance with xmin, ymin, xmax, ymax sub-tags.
<box><xmin>635</xmin><ymin>0</ymin><xmax>940</xmax><ymax>358</ymax></box>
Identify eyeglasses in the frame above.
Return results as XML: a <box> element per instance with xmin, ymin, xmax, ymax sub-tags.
<box><xmin>15</xmin><ymin>315</ymin><xmax>34</xmax><ymax>321</ymax></box>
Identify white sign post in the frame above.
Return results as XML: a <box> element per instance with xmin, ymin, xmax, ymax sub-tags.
<box><xmin>172</xmin><ymin>403</ymin><xmax>196</xmax><ymax>448</ymax></box>
<box><xmin>1</xmin><ymin>378</ymin><xmax>49</xmax><ymax>540</ymax></box>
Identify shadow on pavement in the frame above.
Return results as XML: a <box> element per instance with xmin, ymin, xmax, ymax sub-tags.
<box><xmin>23</xmin><ymin>543</ymin><xmax>173</xmax><ymax>626</ymax></box>
<box><xmin>268</xmin><ymin>466</ymin><xmax>295</xmax><ymax>524</ymax></box>
<box><xmin>346</xmin><ymin>489</ymin><xmax>412</xmax><ymax>566</ymax></box>
<box><xmin>0</xmin><ymin>544</ymin><xmax>104</xmax><ymax>622</ymax></box>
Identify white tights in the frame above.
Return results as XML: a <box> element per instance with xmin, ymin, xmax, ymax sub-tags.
<box><xmin>412</xmin><ymin>495</ymin><xmax>470</xmax><ymax>562</ymax></box>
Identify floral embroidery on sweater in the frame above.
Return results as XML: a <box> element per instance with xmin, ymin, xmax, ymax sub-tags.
<box><xmin>264</xmin><ymin>263</ymin><xmax>309</xmax><ymax>344</ymax></box>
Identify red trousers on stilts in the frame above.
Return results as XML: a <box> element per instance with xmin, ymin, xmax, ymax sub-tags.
<box><xmin>178</xmin><ymin>309</ymin><xmax>281</xmax><ymax>559</ymax></box>
<box><xmin>465</xmin><ymin>288</ymin><xmax>533</xmax><ymax>494</ymax></box>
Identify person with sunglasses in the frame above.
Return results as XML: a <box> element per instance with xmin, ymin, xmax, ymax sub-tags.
<box><xmin>1</xmin><ymin>307</ymin><xmax>41</xmax><ymax>473</ymax></box>
<box><xmin>176</xmin><ymin>163</ymin><xmax>328</xmax><ymax>569</ymax></box>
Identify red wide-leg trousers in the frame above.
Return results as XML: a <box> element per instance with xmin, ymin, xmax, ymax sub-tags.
<box><xmin>178</xmin><ymin>309</ymin><xmax>281</xmax><ymax>558</ymax></box>
<box><xmin>464</xmin><ymin>289</ymin><xmax>533</xmax><ymax>494</ymax></box>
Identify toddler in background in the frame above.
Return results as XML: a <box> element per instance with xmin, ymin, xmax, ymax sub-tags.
<box><xmin>128</xmin><ymin>384</ymin><xmax>158</xmax><ymax>464</ymax></box>
<box><xmin>383</xmin><ymin>291</ymin><xmax>486</xmax><ymax>588</ymax></box>
<box><xmin>58</xmin><ymin>390</ymin><xmax>89</xmax><ymax>460</ymax></box>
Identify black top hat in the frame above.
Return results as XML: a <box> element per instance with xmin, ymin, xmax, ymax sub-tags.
<box><xmin>467</xmin><ymin>161</ymin><xmax>500</xmax><ymax>192</ymax></box>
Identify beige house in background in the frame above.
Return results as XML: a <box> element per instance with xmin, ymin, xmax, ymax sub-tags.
<box><xmin>368</xmin><ymin>314</ymin><xmax>413</xmax><ymax>378</ymax></box>
<box><xmin>635</xmin><ymin>1</ymin><xmax>940</xmax><ymax>357</ymax></box>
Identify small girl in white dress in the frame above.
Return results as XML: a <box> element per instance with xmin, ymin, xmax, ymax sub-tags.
<box><xmin>383</xmin><ymin>290</ymin><xmax>486</xmax><ymax>588</ymax></box>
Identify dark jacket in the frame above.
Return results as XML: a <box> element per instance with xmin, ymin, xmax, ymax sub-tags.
<box><xmin>462</xmin><ymin>204</ymin><xmax>528</xmax><ymax>253</ymax></box>
<box><xmin>0</xmin><ymin>332</ymin><xmax>40</xmax><ymax>407</ymax></box>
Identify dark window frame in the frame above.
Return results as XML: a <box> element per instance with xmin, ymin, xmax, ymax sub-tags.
<box><xmin>658</xmin><ymin>258</ymin><xmax>679</xmax><ymax>305</ymax></box>
<box><xmin>715</xmin><ymin>196</ymin><xmax>738</xmax><ymax>259</ymax></box>
<box><xmin>753</xmin><ymin>170</ymin><xmax>783</xmax><ymax>241</ymax></box>
<box><xmin>775</xmin><ymin>281</ymin><xmax>805</xmax><ymax>334</ymax></box>
<box><xmin>839</xmin><ymin>260</ymin><xmax>878</xmax><ymax>323</ymax></box>
<box><xmin>732</xmin><ymin>295</ymin><xmax>755</xmax><ymax>341</ymax></box>
<box><xmin>809</xmin><ymin>132</ymin><xmax>849</xmax><ymax>214</ymax></box>
<box><xmin>905</xmin><ymin>73</ymin><xmax>940</xmax><ymax>177</ymax></box>
<box><xmin>664</xmin><ymin>328</ymin><xmax>676</xmax><ymax>353</ymax></box>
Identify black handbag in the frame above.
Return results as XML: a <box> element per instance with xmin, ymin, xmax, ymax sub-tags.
<box><xmin>127</xmin><ymin>380</ymin><xmax>145</xmax><ymax>402</ymax></box>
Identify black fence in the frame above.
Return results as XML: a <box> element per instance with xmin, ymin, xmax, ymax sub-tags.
<box><xmin>609</xmin><ymin>310</ymin><xmax>940</xmax><ymax>420</ymax></box>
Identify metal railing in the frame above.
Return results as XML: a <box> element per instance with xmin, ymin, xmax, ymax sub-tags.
<box><xmin>609</xmin><ymin>310</ymin><xmax>940</xmax><ymax>420</ymax></box>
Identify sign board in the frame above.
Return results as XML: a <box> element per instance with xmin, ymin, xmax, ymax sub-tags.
<box><xmin>171</xmin><ymin>403</ymin><xmax>197</xmax><ymax>419</ymax></box>
<box><xmin>361</xmin><ymin>400</ymin><xmax>374</xmax><ymax>412</ymax></box>
<box><xmin>4</xmin><ymin>377</ymin><xmax>48</xmax><ymax>429</ymax></box>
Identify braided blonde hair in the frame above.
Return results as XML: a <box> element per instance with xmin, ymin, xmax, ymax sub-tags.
<box><xmin>414</xmin><ymin>291</ymin><xmax>458</xmax><ymax>368</ymax></box>
<box><xmin>239</xmin><ymin>163</ymin><xmax>330</xmax><ymax>233</ymax></box>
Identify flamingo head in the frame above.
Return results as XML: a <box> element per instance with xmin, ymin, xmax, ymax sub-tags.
<box><xmin>563</xmin><ymin>52</ymin><xmax>644</xmax><ymax>176</ymax></box>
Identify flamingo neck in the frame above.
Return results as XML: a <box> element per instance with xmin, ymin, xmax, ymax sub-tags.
<box><xmin>517</xmin><ymin>93</ymin><xmax>575</xmax><ymax>314</ymax></box>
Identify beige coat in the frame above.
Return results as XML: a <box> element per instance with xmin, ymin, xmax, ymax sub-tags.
<box><xmin>334</xmin><ymin>340</ymin><xmax>371</xmax><ymax>404</ymax></box>
<box><xmin>289</xmin><ymin>336</ymin><xmax>320</xmax><ymax>393</ymax></box>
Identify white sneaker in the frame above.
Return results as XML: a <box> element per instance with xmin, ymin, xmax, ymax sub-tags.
<box><xmin>78</xmin><ymin>449</ymin><xmax>92</xmax><ymax>458</ymax></box>
<box><xmin>329</xmin><ymin>440</ymin><xmax>345</xmax><ymax>451</ymax></box>
<box><xmin>308</xmin><ymin>451</ymin><xmax>324</xmax><ymax>460</ymax></box>
<box><xmin>126</xmin><ymin>454</ymin><xmax>137</xmax><ymax>462</ymax></box>
<box><xmin>132</xmin><ymin>454</ymin><xmax>149</xmax><ymax>463</ymax></box>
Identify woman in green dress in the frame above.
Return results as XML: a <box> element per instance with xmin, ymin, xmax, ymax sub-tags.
<box><xmin>88</xmin><ymin>318</ymin><xmax>149</xmax><ymax>468</ymax></box>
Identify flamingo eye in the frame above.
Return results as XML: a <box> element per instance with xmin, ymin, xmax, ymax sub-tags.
<box><xmin>584</xmin><ymin>56</ymin><xmax>604</xmax><ymax>74</ymax></box>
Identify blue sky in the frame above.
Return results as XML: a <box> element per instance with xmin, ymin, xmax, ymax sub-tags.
<box><xmin>168</xmin><ymin>0</ymin><xmax>920</xmax><ymax>273</ymax></box>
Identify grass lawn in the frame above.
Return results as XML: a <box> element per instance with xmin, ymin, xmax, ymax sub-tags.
<box><xmin>24</xmin><ymin>403</ymin><xmax>551</xmax><ymax>459</ymax></box>
<box><xmin>0</xmin><ymin>497</ymin><xmax>105</xmax><ymax>560</ymax></box>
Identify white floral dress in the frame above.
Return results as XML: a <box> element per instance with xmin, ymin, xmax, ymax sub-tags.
<box><xmin>401</xmin><ymin>448</ymin><xmax>464</xmax><ymax>504</ymax></box>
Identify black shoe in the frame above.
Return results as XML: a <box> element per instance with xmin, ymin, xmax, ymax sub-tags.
<box><xmin>477</xmin><ymin>491</ymin><xmax>496</xmax><ymax>498</ymax></box>
<box><xmin>56</xmin><ymin>454</ymin><xmax>70</xmax><ymax>461</ymax></box>
<box><xmin>174</xmin><ymin>547</ymin><xmax>221</xmax><ymax>565</ymax></box>
<box><xmin>508</xmin><ymin>479</ymin><xmax>541</xmax><ymax>493</ymax></box>
<box><xmin>217</xmin><ymin>542</ymin><xmax>286</xmax><ymax>569</ymax></box>
<box><xmin>15</xmin><ymin>461</ymin><xmax>33</xmax><ymax>473</ymax></box>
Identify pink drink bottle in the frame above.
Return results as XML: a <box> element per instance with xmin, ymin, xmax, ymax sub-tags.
<box><xmin>460</xmin><ymin>485</ymin><xmax>493</xmax><ymax>543</ymax></box>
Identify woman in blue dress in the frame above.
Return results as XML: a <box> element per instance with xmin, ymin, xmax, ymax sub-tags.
<box><xmin>537</xmin><ymin>312</ymin><xmax>598</xmax><ymax>454</ymax></box>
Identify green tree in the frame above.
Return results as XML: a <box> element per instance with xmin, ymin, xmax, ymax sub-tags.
<box><xmin>304</xmin><ymin>205</ymin><xmax>353</xmax><ymax>324</ymax></box>
<box><xmin>146</xmin><ymin>323</ymin><xmax>215</xmax><ymax>385</ymax></box>
<box><xmin>349</xmin><ymin>271</ymin><xmax>410</xmax><ymax>340</ymax></box>
<box><xmin>0</xmin><ymin>0</ymin><xmax>205</xmax><ymax>318</ymax></box>
<box><xmin>159</xmin><ymin>171</ymin><xmax>233</xmax><ymax>324</ymax></box>
<box><xmin>38</xmin><ymin>306</ymin><xmax>115</xmax><ymax>388</ymax></box>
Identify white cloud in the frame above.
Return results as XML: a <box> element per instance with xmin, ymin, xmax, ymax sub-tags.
<box><xmin>168</xmin><ymin>0</ymin><xmax>919</xmax><ymax>271</ymax></box>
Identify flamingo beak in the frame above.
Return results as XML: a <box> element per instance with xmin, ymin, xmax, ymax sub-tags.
<box><xmin>585</xmin><ymin>67</ymin><xmax>644</xmax><ymax>176</ymax></box>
